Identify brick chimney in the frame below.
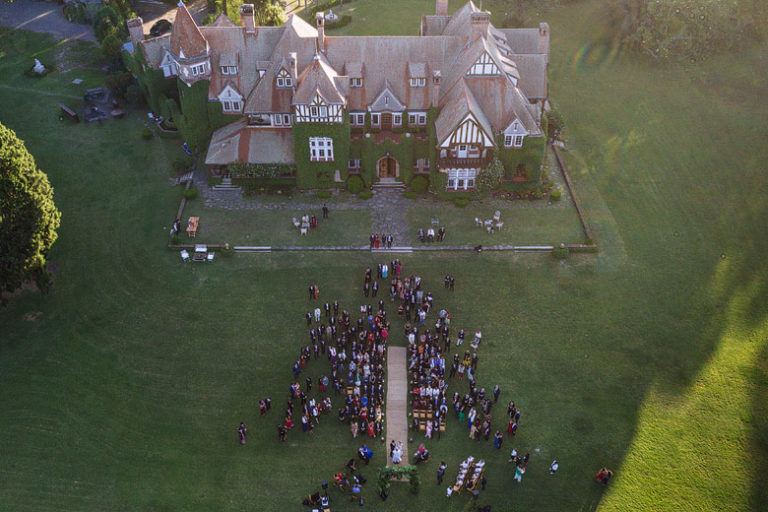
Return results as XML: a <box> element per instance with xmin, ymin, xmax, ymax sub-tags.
<box><xmin>126</xmin><ymin>17</ymin><xmax>144</xmax><ymax>49</ymax></box>
<box><xmin>316</xmin><ymin>12</ymin><xmax>325</xmax><ymax>53</ymax></box>
<box><xmin>470</xmin><ymin>11</ymin><xmax>490</xmax><ymax>41</ymax></box>
<box><xmin>431</xmin><ymin>70</ymin><xmax>441</xmax><ymax>108</ymax></box>
<box><xmin>436</xmin><ymin>0</ymin><xmax>448</xmax><ymax>16</ymax></box>
<box><xmin>240</xmin><ymin>4</ymin><xmax>256</xmax><ymax>34</ymax></box>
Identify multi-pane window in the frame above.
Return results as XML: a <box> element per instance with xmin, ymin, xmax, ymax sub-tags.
<box><xmin>191</xmin><ymin>63</ymin><xmax>206</xmax><ymax>76</ymax></box>
<box><xmin>514</xmin><ymin>135</ymin><xmax>524</xmax><ymax>148</ymax></box>
<box><xmin>283</xmin><ymin>114</ymin><xmax>292</xmax><ymax>126</ymax></box>
<box><xmin>504</xmin><ymin>135</ymin><xmax>513</xmax><ymax>147</ymax></box>
<box><xmin>408</xmin><ymin>112</ymin><xmax>427</xmax><ymax>126</ymax></box>
<box><xmin>350</xmin><ymin>77</ymin><xmax>363</xmax><ymax>88</ymax></box>
<box><xmin>504</xmin><ymin>134</ymin><xmax>525</xmax><ymax>148</ymax></box>
<box><xmin>409</xmin><ymin>78</ymin><xmax>426</xmax><ymax>88</ymax></box>
<box><xmin>276</xmin><ymin>69</ymin><xmax>293</xmax><ymax>88</ymax></box>
<box><xmin>221</xmin><ymin>66</ymin><xmax>237</xmax><ymax>75</ymax></box>
<box><xmin>371</xmin><ymin>113</ymin><xmax>380</xmax><ymax>126</ymax></box>
<box><xmin>348</xmin><ymin>159</ymin><xmax>361</xmax><ymax>169</ymax></box>
<box><xmin>309</xmin><ymin>137</ymin><xmax>334</xmax><ymax>162</ymax></box>
<box><xmin>222</xmin><ymin>101</ymin><xmax>241</xmax><ymax>113</ymax></box>
<box><xmin>446</xmin><ymin>169</ymin><xmax>477</xmax><ymax>190</ymax></box>
<box><xmin>393</xmin><ymin>113</ymin><xmax>402</xmax><ymax>126</ymax></box>
<box><xmin>350</xmin><ymin>112</ymin><xmax>365</xmax><ymax>126</ymax></box>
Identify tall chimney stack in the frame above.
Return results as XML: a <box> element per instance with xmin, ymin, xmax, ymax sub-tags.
<box><xmin>436</xmin><ymin>0</ymin><xmax>448</xmax><ymax>16</ymax></box>
<box><xmin>316</xmin><ymin>12</ymin><xmax>325</xmax><ymax>53</ymax></box>
<box><xmin>126</xmin><ymin>17</ymin><xmax>144</xmax><ymax>49</ymax></box>
<box><xmin>240</xmin><ymin>4</ymin><xmax>256</xmax><ymax>34</ymax></box>
<box><xmin>431</xmin><ymin>70</ymin><xmax>441</xmax><ymax>108</ymax></box>
<box><xmin>470</xmin><ymin>11</ymin><xmax>490</xmax><ymax>41</ymax></box>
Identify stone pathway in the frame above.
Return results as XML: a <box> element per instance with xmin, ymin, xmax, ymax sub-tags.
<box><xmin>369</xmin><ymin>189</ymin><xmax>411</xmax><ymax>246</ymax></box>
<box><xmin>385</xmin><ymin>347</ymin><xmax>408</xmax><ymax>467</ymax></box>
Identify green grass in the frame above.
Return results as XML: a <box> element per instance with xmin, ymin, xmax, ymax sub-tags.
<box><xmin>1</xmin><ymin>2</ymin><xmax>768</xmax><ymax>509</ymax></box>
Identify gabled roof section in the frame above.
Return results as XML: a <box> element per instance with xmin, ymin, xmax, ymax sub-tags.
<box><xmin>283</xmin><ymin>13</ymin><xmax>318</xmax><ymax>38</ymax></box>
<box><xmin>369</xmin><ymin>80</ymin><xmax>405</xmax><ymax>112</ymax></box>
<box><xmin>434</xmin><ymin>78</ymin><xmax>493</xmax><ymax>145</ymax></box>
<box><xmin>209</xmin><ymin>13</ymin><xmax>237</xmax><ymax>28</ymax></box>
<box><xmin>171</xmin><ymin>3</ymin><xmax>208</xmax><ymax>58</ymax></box>
<box><xmin>294</xmin><ymin>53</ymin><xmax>345</xmax><ymax>104</ymax></box>
<box><xmin>441</xmin><ymin>1</ymin><xmax>479</xmax><ymax>37</ymax></box>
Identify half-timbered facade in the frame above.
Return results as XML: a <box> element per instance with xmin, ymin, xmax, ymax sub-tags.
<box><xmin>128</xmin><ymin>0</ymin><xmax>549</xmax><ymax>190</ymax></box>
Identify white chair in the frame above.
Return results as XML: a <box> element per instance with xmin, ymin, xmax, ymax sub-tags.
<box><xmin>292</xmin><ymin>217</ymin><xmax>300</xmax><ymax>229</ymax></box>
<box><xmin>493</xmin><ymin>210</ymin><xmax>501</xmax><ymax>222</ymax></box>
<box><xmin>300</xmin><ymin>227</ymin><xmax>308</xmax><ymax>236</ymax></box>
<box><xmin>486</xmin><ymin>225</ymin><xmax>493</xmax><ymax>234</ymax></box>
<box><xmin>180</xmin><ymin>249</ymin><xmax>190</xmax><ymax>262</ymax></box>
<box><xmin>495</xmin><ymin>221</ymin><xmax>504</xmax><ymax>231</ymax></box>
<box><xmin>206</xmin><ymin>252</ymin><xmax>215</xmax><ymax>262</ymax></box>
<box><xmin>475</xmin><ymin>217</ymin><xmax>482</xmax><ymax>227</ymax></box>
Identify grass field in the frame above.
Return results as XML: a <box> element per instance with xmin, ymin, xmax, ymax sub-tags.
<box><xmin>1</xmin><ymin>0</ymin><xmax>767</xmax><ymax>510</ymax></box>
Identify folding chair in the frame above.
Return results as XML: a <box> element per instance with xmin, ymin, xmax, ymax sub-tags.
<box><xmin>206</xmin><ymin>251</ymin><xmax>215</xmax><ymax>262</ymax></box>
<box><xmin>180</xmin><ymin>250</ymin><xmax>190</xmax><ymax>262</ymax></box>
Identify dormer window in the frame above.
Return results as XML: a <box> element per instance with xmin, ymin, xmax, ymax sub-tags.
<box><xmin>276</xmin><ymin>69</ymin><xmax>292</xmax><ymax>88</ymax></box>
<box><xmin>222</xmin><ymin>100</ymin><xmax>241</xmax><ymax>113</ymax></box>
<box><xmin>350</xmin><ymin>77</ymin><xmax>363</xmax><ymax>88</ymax></box>
<box><xmin>221</xmin><ymin>66</ymin><xmax>238</xmax><ymax>75</ymax></box>
<box><xmin>504</xmin><ymin>134</ymin><xmax>524</xmax><ymax>148</ymax></box>
<box><xmin>191</xmin><ymin>63</ymin><xmax>206</xmax><ymax>76</ymax></box>
<box><xmin>409</xmin><ymin>78</ymin><xmax>426</xmax><ymax>88</ymax></box>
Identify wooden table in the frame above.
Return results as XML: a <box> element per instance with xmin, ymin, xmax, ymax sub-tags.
<box><xmin>187</xmin><ymin>216</ymin><xmax>199</xmax><ymax>238</ymax></box>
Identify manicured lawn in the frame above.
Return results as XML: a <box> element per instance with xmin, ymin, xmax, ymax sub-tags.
<box><xmin>1</xmin><ymin>2</ymin><xmax>768</xmax><ymax>511</ymax></box>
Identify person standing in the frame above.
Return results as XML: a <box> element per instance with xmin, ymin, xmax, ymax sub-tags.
<box><xmin>322</xmin><ymin>203</ymin><xmax>329</xmax><ymax>219</ymax></box>
<box><xmin>238</xmin><ymin>422</ymin><xmax>247</xmax><ymax>445</ymax></box>
<box><xmin>494</xmin><ymin>430</ymin><xmax>503</xmax><ymax>449</ymax></box>
<box><xmin>493</xmin><ymin>385</ymin><xmax>501</xmax><ymax>403</ymax></box>
<box><xmin>372</xmin><ymin>281</ymin><xmax>378</xmax><ymax>297</ymax></box>
<box><xmin>309</xmin><ymin>284</ymin><xmax>315</xmax><ymax>300</ymax></box>
<box><xmin>437</xmin><ymin>461</ymin><xmax>447</xmax><ymax>485</ymax></box>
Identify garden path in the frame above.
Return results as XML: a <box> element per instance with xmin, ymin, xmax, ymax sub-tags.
<box><xmin>369</xmin><ymin>189</ymin><xmax>411</xmax><ymax>245</ymax></box>
<box><xmin>385</xmin><ymin>347</ymin><xmax>408</xmax><ymax>467</ymax></box>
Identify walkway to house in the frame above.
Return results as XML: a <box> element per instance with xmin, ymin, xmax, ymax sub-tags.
<box><xmin>370</xmin><ymin>188</ymin><xmax>412</xmax><ymax>245</ymax></box>
<box><xmin>385</xmin><ymin>347</ymin><xmax>408</xmax><ymax>467</ymax></box>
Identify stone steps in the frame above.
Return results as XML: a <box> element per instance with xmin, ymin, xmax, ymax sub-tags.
<box><xmin>211</xmin><ymin>177</ymin><xmax>241</xmax><ymax>192</ymax></box>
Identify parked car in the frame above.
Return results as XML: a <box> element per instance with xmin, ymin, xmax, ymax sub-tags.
<box><xmin>150</xmin><ymin>19</ymin><xmax>172</xmax><ymax>37</ymax></box>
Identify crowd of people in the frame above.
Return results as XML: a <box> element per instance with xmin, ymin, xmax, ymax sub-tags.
<box><xmin>417</xmin><ymin>226</ymin><xmax>446</xmax><ymax>243</ymax></box>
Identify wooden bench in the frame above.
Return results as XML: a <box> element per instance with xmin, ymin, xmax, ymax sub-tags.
<box><xmin>59</xmin><ymin>103</ymin><xmax>79</xmax><ymax>123</ymax></box>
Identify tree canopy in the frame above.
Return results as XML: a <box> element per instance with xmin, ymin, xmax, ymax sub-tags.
<box><xmin>0</xmin><ymin>122</ymin><xmax>61</xmax><ymax>297</ymax></box>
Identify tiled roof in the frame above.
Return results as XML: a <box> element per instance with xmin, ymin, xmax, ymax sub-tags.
<box><xmin>294</xmin><ymin>52</ymin><xmax>345</xmax><ymax>105</ymax></box>
<box><xmin>434</xmin><ymin>78</ymin><xmax>493</xmax><ymax>145</ymax></box>
<box><xmin>206</xmin><ymin>119</ymin><xmax>295</xmax><ymax>165</ymax></box>
<box><xmin>170</xmin><ymin>4</ymin><xmax>208</xmax><ymax>58</ymax></box>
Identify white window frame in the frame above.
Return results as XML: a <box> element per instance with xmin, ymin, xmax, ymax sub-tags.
<box><xmin>409</xmin><ymin>78</ymin><xmax>426</xmax><ymax>88</ymax></box>
<box><xmin>221</xmin><ymin>66</ymin><xmax>237</xmax><ymax>75</ymax></box>
<box><xmin>191</xmin><ymin>63</ymin><xmax>206</xmax><ymax>76</ymax></box>
<box><xmin>350</xmin><ymin>113</ymin><xmax>365</xmax><ymax>126</ymax></box>
<box><xmin>513</xmin><ymin>135</ymin><xmax>524</xmax><ymax>148</ymax></box>
<box><xmin>371</xmin><ymin>113</ymin><xmax>380</xmax><ymax>126</ymax></box>
<box><xmin>310</xmin><ymin>106</ymin><xmax>319</xmax><ymax>118</ymax></box>
<box><xmin>393</xmin><ymin>113</ymin><xmax>402</xmax><ymax>126</ymax></box>
<box><xmin>446</xmin><ymin>169</ymin><xmax>477</xmax><ymax>190</ymax></box>
<box><xmin>348</xmin><ymin>159</ymin><xmax>361</xmax><ymax>169</ymax></box>
<box><xmin>283</xmin><ymin>114</ymin><xmax>292</xmax><ymax>126</ymax></box>
<box><xmin>222</xmin><ymin>100</ymin><xmax>240</xmax><ymax>113</ymax></box>
<box><xmin>504</xmin><ymin>135</ymin><xmax>513</xmax><ymax>148</ymax></box>
<box><xmin>408</xmin><ymin>113</ymin><xmax>417</xmax><ymax>125</ymax></box>
<box><xmin>273</xmin><ymin>114</ymin><xmax>282</xmax><ymax>126</ymax></box>
<box><xmin>350</xmin><ymin>77</ymin><xmax>362</xmax><ymax>88</ymax></box>
<box><xmin>417</xmin><ymin>113</ymin><xmax>426</xmax><ymax>125</ymax></box>
<box><xmin>309</xmin><ymin>137</ymin><xmax>334</xmax><ymax>162</ymax></box>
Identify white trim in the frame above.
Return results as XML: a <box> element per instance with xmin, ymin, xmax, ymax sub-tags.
<box><xmin>309</xmin><ymin>137</ymin><xmax>334</xmax><ymax>162</ymax></box>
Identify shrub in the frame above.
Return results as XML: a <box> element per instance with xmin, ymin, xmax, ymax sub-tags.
<box><xmin>93</xmin><ymin>6</ymin><xmax>122</xmax><ymax>43</ymax></box>
<box><xmin>63</xmin><ymin>2</ymin><xmax>90</xmax><ymax>24</ymax></box>
<box><xmin>403</xmin><ymin>191</ymin><xmax>417</xmax><ymax>199</ymax></box>
<box><xmin>454</xmin><ymin>198</ymin><xmax>469</xmax><ymax>208</ymax></box>
<box><xmin>409</xmin><ymin>175</ymin><xmax>429</xmax><ymax>194</ymax></box>
<box><xmin>346</xmin><ymin>175</ymin><xmax>364</xmax><ymax>194</ymax></box>
<box><xmin>358</xmin><ymin>190</ymin><xmax>373</xmax><ymax>199</ymax></box>
<box><xmin>141</xmin><ymin>127</ymin><xmax>153</xmax><ymax>140</ymax></box>
<box><xmin>326</xmin><ymin>14</ymin><xmax>353</xmax><ymax>30</ymax></box>
<box><xmin>550</xmin><ymin>188</ymin><xmax>562</xmax><ymax>201</ymax></box>
<box><xmin>553</xmin><ymin>243</ymin><xmax>569</xmax><ymax>260</ymax></box>
<box><xmin>182</xmin><ymin>187</ymin><xmax>198</xmax><ymax>200</ymax></box>
<box><xmin>316</xmin><ymin>190</ymin><xmax>331</xmax><ymax>199</ymax></box>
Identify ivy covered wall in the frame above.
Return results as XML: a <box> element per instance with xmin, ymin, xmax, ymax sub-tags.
<box><xmin>494</xmin><ymin>134</ymin><xmax>547</xmax><ymax>185</ymax></box>
<box><xmin>292</xmin><ymin>119</ymin><xmax>351</xmax><ymax>189</ymax></box>
<box><xmin>177</xmin><ymin>79</ymin><xmax>242</xmax><ymax>151</ymax></box>
<box><xmin>123</xmin><ymin>47</ymin><xmax>176</xmax><ymax>115</ymax></box>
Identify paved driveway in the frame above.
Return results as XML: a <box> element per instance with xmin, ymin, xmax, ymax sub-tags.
<box><xmin>0</xmin><ymin>0</ymin><xmax>96</xmax><ymax>42</ymax></box>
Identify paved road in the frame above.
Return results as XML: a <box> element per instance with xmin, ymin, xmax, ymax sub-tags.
<box><xmin>0</xmin><ymin>0</ymin><xmax>96</xmax><ymax>42</ymax></box>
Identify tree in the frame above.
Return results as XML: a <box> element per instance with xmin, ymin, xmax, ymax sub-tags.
<box><xmin>0</xmin><ymin>123</ymin><xmax>61</xmax><ymax>298</ymax></box>
<box><xmin>101</xmin><ymin>33</ymin><xmax>123</xmax><ymax>62</ymax></box>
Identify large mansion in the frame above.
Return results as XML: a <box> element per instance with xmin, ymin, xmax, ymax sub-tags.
<box><xmin>127</xmin><ymin>0</ymin><xmax>549</xmax><ymax>191</ymax></box>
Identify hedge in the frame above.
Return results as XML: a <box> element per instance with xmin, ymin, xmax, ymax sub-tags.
<box><xmin>229</xmin><ymin>162</ymin><xmax>296</xmax><ymax>178</ymax></box>
<box><xmin>346</xmin><ymin>175</ymin><xmax>364</xmax><ymax>193</ymax></box>
<box><xmin>409</xmin><ymin>175</ymin><xmax>429</xmax><ymax>194</ymax></box>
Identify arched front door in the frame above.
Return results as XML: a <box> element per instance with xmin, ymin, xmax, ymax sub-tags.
<box><xmin>377</xmin><ymin>156</ymin><xmax>399</xmax><ymax>179</ymax></box>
